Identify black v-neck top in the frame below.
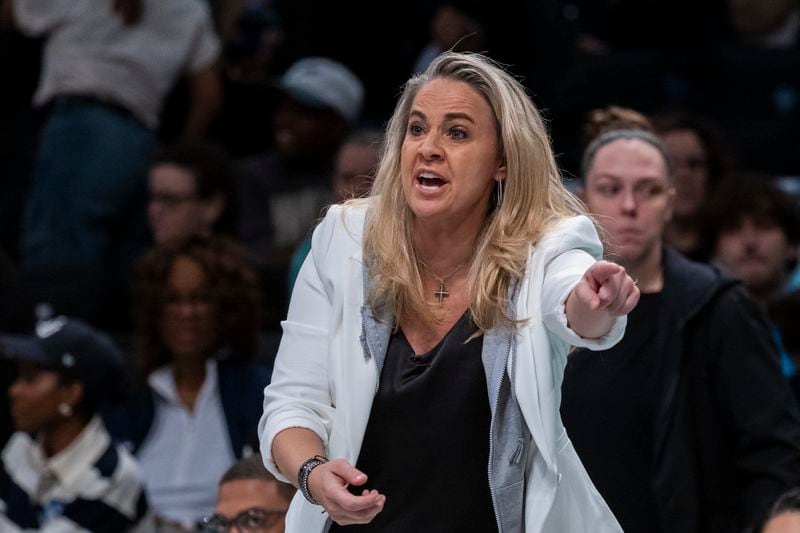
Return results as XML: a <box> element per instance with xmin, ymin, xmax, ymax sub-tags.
<box><xmin>330</xmin><ymin>312</ymin><xmax>497</xmax><ymax>531</ymax></box>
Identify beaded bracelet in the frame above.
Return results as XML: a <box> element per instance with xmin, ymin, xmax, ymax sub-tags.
<box><xmin>298</xmin><ymin>455</ymin><xmax>329</xmax><ymax>505</ymax></box>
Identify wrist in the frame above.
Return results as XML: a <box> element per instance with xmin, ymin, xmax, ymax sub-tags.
<box><xmin>298</xmin><ymin>454</ymin><xmax>329</xmax><ymax>505</ymax></box>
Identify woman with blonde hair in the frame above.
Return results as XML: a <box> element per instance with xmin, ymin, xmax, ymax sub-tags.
<box><xmin>259</xmin><ymin>52</ymin><xmax>639</xmax><ymax>532</ymax></box>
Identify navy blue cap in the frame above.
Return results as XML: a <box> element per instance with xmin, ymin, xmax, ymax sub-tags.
<box><xmin>0</xmin><ymin>317</ymin><xmax>127</xmax><ymax>406</ymax></box>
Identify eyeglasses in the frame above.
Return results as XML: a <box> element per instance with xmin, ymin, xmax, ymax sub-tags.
<box><xmin>200</xmin><ymin>508</ymin><xmax>285</xmax><ymax>533</ymax></box>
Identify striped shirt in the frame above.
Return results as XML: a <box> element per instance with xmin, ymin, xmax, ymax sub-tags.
<box><xmin>0</xmin><ymin>416</ymin><xmax>148</xmax><ymax>532</ymax></box>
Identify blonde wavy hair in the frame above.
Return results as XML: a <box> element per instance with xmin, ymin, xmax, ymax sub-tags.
<box><xmin>361</xmin><ymin>52</ymin><xmax>587</xmax><ymax>331</ymax></box>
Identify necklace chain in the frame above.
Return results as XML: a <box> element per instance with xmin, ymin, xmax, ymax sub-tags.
<box><xmin>417</xmin><ymin>258</ymin><xmax>467</xmax><ymax>304</ymax></box>
<box><xmin>416</xmin><ymin>258</ymin><xmax>467</xmax><ymax>283</ymax></box>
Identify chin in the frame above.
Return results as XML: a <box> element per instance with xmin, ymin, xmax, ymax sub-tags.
<box><xmin>11</xmin><ymin>417</ymin><xmax>34</xmax><ymax>434</ymax></box>
<box><xmin>167</xmin><ymin>343</ymin><xmax>210</xmax><ymax>362</ymax></box>
<box><xmin>406</xmin><ymin>199</ymin><xmax>443</xmax><ymax>220</ymax></box>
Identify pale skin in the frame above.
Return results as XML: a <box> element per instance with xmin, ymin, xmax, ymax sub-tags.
<box><xmin>762</xmin><ymin>511</ymin><xmax>800</xmax><ymax>533</ymax></box>
<box><xmin>580</xmin><ymin>139</ymin><xmax>676</xmax><ymax>294</ymax></box>
<box><xmin>272</xmin><ymin>79</ymin><xmax>639</xmax><ymax>525</ymax></box>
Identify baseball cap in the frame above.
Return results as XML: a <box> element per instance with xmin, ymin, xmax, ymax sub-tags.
<box><xmin>277</xmin><ymin>57</ymin><xmax>365</xmax><ymax>124</ymax></box>
<box><xmin>0</xmin><ymin>317</ymin><xmax>127</xmax><ymax>407</ymax></box>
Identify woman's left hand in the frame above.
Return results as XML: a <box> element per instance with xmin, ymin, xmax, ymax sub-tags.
<box><xmin>565</xmin><ymin>260</ymin><xmax>639</xmax><ymax>338</ymax></box>
<box><xmin>574</xmin><ymin>260</ymin><xmax>639</xmax><ymax>316</ymax></box>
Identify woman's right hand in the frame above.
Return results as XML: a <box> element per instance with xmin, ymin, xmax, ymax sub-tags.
<box><xmin>307</xmin><ymin>458</ymin><xmax>386</xmax><ymax>525</ymax></box>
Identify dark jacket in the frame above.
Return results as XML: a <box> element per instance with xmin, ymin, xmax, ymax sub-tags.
<box><xmin>562</xmin><ymin>247</ymin><xmax>800</xmax><ymax>533</ymax></box>
<box><xmin>105</xmin><ymin>358</ymin><xmax>270</xmax><ymax>458</ymax></box>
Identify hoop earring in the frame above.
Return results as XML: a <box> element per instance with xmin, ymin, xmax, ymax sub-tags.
<box><xmin>58</xmin><ymin>403</ymin><xmax>73</xmax><ymax>417</ymax></box>
<box><xmin>495</xmin><ymin>180</ymin><xmax>504</xmax><ymax>207</ymax></box>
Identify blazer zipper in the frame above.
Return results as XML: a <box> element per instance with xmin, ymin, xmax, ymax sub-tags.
<box><xmin>487</xmin><ymin>331</ymin><xmax>512</xmax><ymax>533</ymax></box>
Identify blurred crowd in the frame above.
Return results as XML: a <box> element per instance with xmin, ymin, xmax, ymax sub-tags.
<box><xmin>0</xmin><ymin>0</ymin><xmax>799</xmax><ymax>531</ymax></box>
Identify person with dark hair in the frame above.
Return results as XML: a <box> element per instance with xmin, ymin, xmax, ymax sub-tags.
<box><xmin>202</xmin><ymin>454</ymin><xmax>295</xmax><ymax>533</ymax></box>
<box><xmin>287</xmin><ymin>129</ymin><xmax>383</xmax><ymax>293</ymax></box>
<box><xmin>148</xmin><ymin>142</ymin><xmax>238</xmax><ymax>246</ymax></box>
<box><xmin>561</xmin><ymin>106</ymin><xmax>800</xmax><ymax>533</ymax></box>
<box><xmin>105</xmin><ymin>234</ymin><xmax>270</xmax><ymax>530</ymax></box>
<box><xmin>760</xmin><ymin>488</ymin><xmax>800</xmax><ymax>533</ymax></box>
<box><xmin>236</xmin><ymin>56</ymin><xmax>365</xmax><ymax>266</ymax></box>
<box><xmin>706</xmin><ymin>176</ymin><xmax>800</xmax><ymax>381</ymax></box>
<box><xmin>0</xmin><ymin>317</ymin><xmax>148</xmax><ymax>532</ymax></box>
<box><xmin>706</xmin><ymin>176</ymin><xmax>800</xmax><ymax>306</ymax></box>
<box><xmin>653</xmin><ymin>112</ymin><xmax>731</xmax><ymax>261</ymax></box>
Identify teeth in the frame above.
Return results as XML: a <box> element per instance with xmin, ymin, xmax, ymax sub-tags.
<box><xmin>416</xmin><ymin>171</ymin><xmax>446</xmax><ymax>191</ymax></box>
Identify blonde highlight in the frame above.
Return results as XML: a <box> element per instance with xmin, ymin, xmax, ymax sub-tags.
<box><xmin>362</xmin><ymin>52</ymin><xmax>589</xmax><ymax>332</ymax></box>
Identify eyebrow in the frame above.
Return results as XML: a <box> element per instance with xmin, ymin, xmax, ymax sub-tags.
<box><xmin>409</xmin><ymin>110</ymin><xmax>476</xmax><ymax>124</ymax></box>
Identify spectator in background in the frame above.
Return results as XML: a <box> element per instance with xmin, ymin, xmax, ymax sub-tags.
<box><xmin>148</xmin><ymin>143</ymin><xmax>236</xmax><ymax>246</ymax></box>
<box><xmin>210</xmin><ymin>1</ymin><xmax>284</xmax><ymax>158</ymax></box>
<box><xmin>0</xmin><ymin>317</ymin><xmax>148</xmax><ymax>532</ymax></box>
<box><xmin>561</xmin><ymin>106</ymin><xmax>800</xmax><ymax>533</ymax></box>
<box><xmin>706</xmin><ymin>177</ymin><xmax>800</xmax><ymax>306</ymax></box>
<box><xmin>705</xmin><ymin>176</ymin><xmax>800</xmax><ymax>380</ymax></box>
<box><xmin>411</xmin><ymin>3</ymin><xmax>486</xmax><ymax>74</ymax></box>
<box><xmin>202</xmin><ymin>454</ymin><xmax>294</xmax><ymax>533</ymax></box>
<box><xmin>0</xmin><ymin>0</ymin><xmax>221</xmax><ymax>277</ymax></box>
<box><xmin>237</xmin><ymin>57</ymin><xmax>364</xmax><ymax>265</ymax></box>
<box><xmin>287</xmin><ymin>129</ymin><xmax>383</xmax><ymax>292</ymax></box>
<box><xmin>237</xmin><ymin>56</ymin><xmax>364</xmax><ymax>330</ymax></box>
<box><xmin>106</xmin><ymin>235</ymin><xmax>269</xmax><ymax>530</ymax></box>
<box><xmin>653</xmin><ymin>112</ymin><xmax>730</xmax><ymax>261</ymax></box>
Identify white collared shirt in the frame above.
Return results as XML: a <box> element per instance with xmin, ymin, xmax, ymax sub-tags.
<box><xmin>137</xmin><ymin>358</ymin><xmax>236</xmax><ymax>526</ymax></box>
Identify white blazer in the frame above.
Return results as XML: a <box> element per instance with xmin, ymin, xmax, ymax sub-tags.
<box><xmin>259</xmin><ymin>204</ymin><xmax>626</xmax><ymax>532</ymax></box>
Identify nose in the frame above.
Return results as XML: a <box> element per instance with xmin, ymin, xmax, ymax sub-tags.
<box><xmin>419</xmin><ymin>131</ymin><xmax>443</xmax><ymax>161</ymax></box>
<box><xmin>620</xmin><ymin>187</ymin><xmax>638</xmax><ymax>217</ymax></box>
<box><xmin>739</xmin><ymin>223</ymin><xmax>761</xmax><ymax>249</ymax></box>
<box><xmin>174</xmin><ymin>300</ymin><xmax>199</xmax><ymax>319</ymax></box>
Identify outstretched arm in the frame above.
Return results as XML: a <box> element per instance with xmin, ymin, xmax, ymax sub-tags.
<box><xmin>565</xmin><ymin>260</ymin><xmax>639</xmax><ymax>339</ymax></box>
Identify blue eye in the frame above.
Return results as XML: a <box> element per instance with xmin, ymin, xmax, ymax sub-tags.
<box><xmin>449</xmin><ymin>127</ymin><xmax>468</xmax><ymax>140</ymax></box>
<box><xmin>408</xmin><ymin>123</ymin><xmax>425</xmax><ymax>136</ymax></box>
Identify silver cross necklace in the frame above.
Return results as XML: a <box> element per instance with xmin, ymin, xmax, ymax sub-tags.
<box><xmin>417</xmin><ymin>259</ymin><xmax>467</xmax><ymax>304</ymax></box>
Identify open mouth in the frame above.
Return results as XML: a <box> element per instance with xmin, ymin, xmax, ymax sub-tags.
<box><xmin>416</xmin><ymin>172</ymin><xmax>447</xmax><ymax>191</ymax></box>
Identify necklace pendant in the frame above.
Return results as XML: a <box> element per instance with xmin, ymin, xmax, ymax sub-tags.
<box><xmin>433</xmin><ymin>280</ymin><xmax>449</xmax><ymax>304</ymax></box>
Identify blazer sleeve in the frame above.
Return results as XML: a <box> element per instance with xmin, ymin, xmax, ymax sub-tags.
<box><xmin>540</xmin><ymin>215</ymin><xmax>627</xmax><ymax>350</ymax></box>
<box><xmin>706</xmin><ymin>285</ymin><xmax>800</xmax><ymax>523</ymax></box>
<box><xmin>258</xmin><ymin>207</ymin><xmax>341</xmax><ymax>483</ymax></box>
